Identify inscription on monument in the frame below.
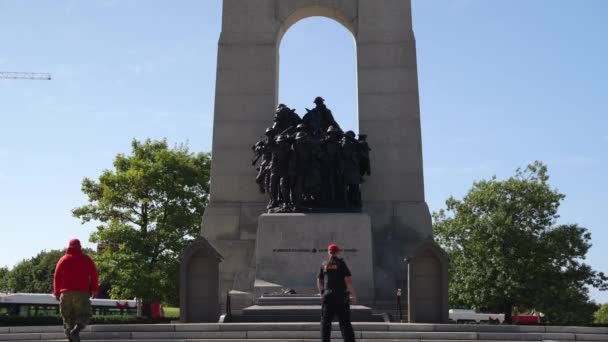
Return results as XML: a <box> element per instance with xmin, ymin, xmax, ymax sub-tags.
<box><xmin>272</xmin><ymin>248</ymin><xmax>358</xmax><ymax>253</ymax></box>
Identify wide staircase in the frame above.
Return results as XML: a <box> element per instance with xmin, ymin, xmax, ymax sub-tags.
<box><xmin>227</xmin><ymin>294</ymin><xmax>384</xmax><ymax>322</ymax></box>
<box><xmin>1</xmin><ymin>323</ymin><xmax>607</xmax><ymax>342</ymax></box>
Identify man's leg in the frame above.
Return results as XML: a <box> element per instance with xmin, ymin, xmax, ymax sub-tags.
<box><xmin>320</xmin><ymin>300</ymin><xmax>335</xmax><ymax>342</ymax></box>
<box><xmin>71</xmin><ymin>292</ymin><xmax>92</xmax><ymax>342</ymax></box>
<box><xmin>59</xmin><ymin>293</ymin><xmax>76</xmax><ymax>341</ymax></box>
<box><xmin>75</xmin><ymin>291</ymin><xmax>92</xmax><ymax>329</ymax></box>
<box><xmin>337</xmin><ymin>302</ymin><xmax>356</xmax><ymax>342</ymax></box>
<box><xmin>269</xmin><ymin>173</ymin><xmax>279</xmax><ymax>208</ymax></box>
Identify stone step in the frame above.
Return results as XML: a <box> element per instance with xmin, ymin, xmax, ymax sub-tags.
<box><xmin>256</xmin><ymin>295</ymin><xmax>321</xmax><ymax>306</ymax></box>
<box><xmin>9</xmin><ymin>340</ymin><xmax>605</xmax><ymax>342</ymax></box>
<box><xmin>238</xmin><ymin>304</ymin><xmax>379</xmax><ymax>322</ymax></box>
<box><xmin>1</xmin><ymin>323</ymin><xmax>607</xmax><ymax>341</ymax></box>
<box><xmin>8</xmin><ymin>340</ymin><xmax>607</xmax><ymax>342</ymax></box>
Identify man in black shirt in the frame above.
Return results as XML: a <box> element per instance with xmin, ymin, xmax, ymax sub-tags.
<box><xmin>317</xmin><ymin>244</ymin><xmax>357</xmax><ymax>342</ymax></box>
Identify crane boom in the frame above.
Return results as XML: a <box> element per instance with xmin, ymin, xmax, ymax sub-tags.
<box><xmin>0</xmin><ymin>72</ymin><xmax>52</xmax><ymax>80</ymax></box>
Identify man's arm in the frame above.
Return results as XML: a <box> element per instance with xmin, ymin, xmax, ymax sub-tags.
<box><xmin>88</xmin><ymin>257</ymin><xmax>99</xmax><ymax>298</ymax></box>
<box><xmin>317</xmin><ymin>266</ymin><xmax>324</xmax><ymax>294</ymax></box>
<box><xmin>53</xmin><ymin>260</ymin><xmax>63</xmax><ymax>301</ymax></box>
<box><xmin>345</xmin><ymin>276</ymin><xmax>357</xmax><ymax>305</ymax></box>
<box><xmin>317</xmin><ymin>278</ymin><xmax>324</xmax><ymax>293</ymax></box>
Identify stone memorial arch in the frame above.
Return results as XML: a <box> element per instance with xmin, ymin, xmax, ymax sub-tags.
<box><xmin>200</xmin><ymin>0</ymin><xmax>434</xmax><ymax>306</ymax></box>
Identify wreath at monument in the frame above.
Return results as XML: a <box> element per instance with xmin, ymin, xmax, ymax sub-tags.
<box><xmin>252</xmin><ymin>97</ymin><xmax>371</xmax><ymax>213</ymax></box>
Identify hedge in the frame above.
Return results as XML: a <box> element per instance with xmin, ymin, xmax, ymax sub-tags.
<box><xmin>0</xmin><ymin>315</ymin><xmax>173</xmax><ymax>326</ymax></box>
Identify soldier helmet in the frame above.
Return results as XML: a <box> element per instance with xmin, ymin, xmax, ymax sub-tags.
<box><xmin>345</xmin><ymin>131</ymin><xmax>356</xmax><ymax>139</ymax></box>
<box><xmin>296</xmin><ymin>123</ymin><xmax>307</xmax><ymax>131</ymax></box>
<box><xmin>276</xmin><ymin>104</ymin><xmax>289</xmax><ymax>113</ymax></box>
<box><xmin>275</xmin><ymin>134</ymin><xmax>287</xmax><ymax>142</ymax></box>
<box><xmin>265</xmin><ymin>127</ymin><xmax>275</xmax><ymax>135</ymax></box>
<box><xmin>313</xmin><ymin>96</ymin><xmax>325</xmax><ymax>104</ymax></box>
<box><xmin>295</xmin><ymin>131</ymin><xmax>308</xmax><ymax>140</ymax></box>
<box><xmin>327</xmin><ymin>125</ymin><xmax>339</xmax><ymax>133</ymax></box>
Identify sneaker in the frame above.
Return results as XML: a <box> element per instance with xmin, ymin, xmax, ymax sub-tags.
<box><xmin>69</xmin><ymin>324</ymin><xmax>81</xmax><ymax>342</ymax></box>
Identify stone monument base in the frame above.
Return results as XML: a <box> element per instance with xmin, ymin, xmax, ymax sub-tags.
<box><xmin>255</xmin><ymin>213</ymin><xmax>374</xmax><ymax>302</ymax></box>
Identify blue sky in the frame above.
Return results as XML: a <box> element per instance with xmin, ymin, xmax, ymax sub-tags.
<box><xmin>1</xmin><ymin>1</ymin><xmax>607</xmax><ymax>302</ymax></box>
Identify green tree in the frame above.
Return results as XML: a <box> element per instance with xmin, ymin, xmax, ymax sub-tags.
<box><xmin>72</xmin><ymin>139</ymin><xmax>210</xmax><ymax>311</ymax></box>
<box><xmin>3</xmin><ymin>249</ymin><xmax>65</xmax><ymax>293</ymax></box>
<box><xmin>594</xmin><ymin>304</ymin><xmax>608</xmax><ymax>324</ymax></box>
<box><xmin>0</xmin><ymin>267</ymin><xmax>9</xmax><ymax>292</ymax></box>
<box><xmin>434</xmin><ymin>161</ymin><xmax>608</xmax><ymax>325</ymax></box>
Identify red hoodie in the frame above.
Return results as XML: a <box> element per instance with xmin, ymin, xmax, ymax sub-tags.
<box><xmin>53</xmin><ymin>247</ymin><xmax>99</xmax><ymax>298</ymax></box>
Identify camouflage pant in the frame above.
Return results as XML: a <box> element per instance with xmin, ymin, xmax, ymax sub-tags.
<box><xmin>60</xmin><ymin>291</ymin><xmax>91</xmax><ymax>339</ymax></box>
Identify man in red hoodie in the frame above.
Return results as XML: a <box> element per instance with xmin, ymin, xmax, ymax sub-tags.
<box><xmin>53</xmin><ymin>239</ymin><xmax>99</xmax><ymax>342</ymax></box>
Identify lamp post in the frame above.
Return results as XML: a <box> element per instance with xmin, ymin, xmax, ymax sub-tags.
<box><xmin>397</xmin><ymin>288</ymin><xmax>403</xmax><ymax>322</ymax></box>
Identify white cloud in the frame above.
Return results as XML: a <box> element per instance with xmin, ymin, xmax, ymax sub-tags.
<box><xmin>100</xmin><ymin>0</ymin><xmax>120</xmax><ymax>8</ymax></box>
<box><xmin>153</xmin><ymin>111</ymin><xmax>172</xmax><ymax>121</ymax></box>
<box><xmin>547</xmin><ymin>156</ymin><xmax>598</xmax><ymax>167</ymax></box>
<box><xmin>130</xmin><ymin>55</ymin><xmax>178</xmax><ymax>76</ymax></box>
<box><xmin>190</xmin><ymin>113</ymin><xmax>213</xmax><ymax>128</ymax></box>
<box><xmin>64</xmin><ymin>1</ymin><xmax>75</xmax><ymax>15</ymax></box>
<box><xmin>427</xmin><ymin>163</ymin><xmax>494</xmax><ymax>177</ymax></box>
<box><xmin>451</xmin><ymin>0</ymin><xmax>475</xmax><ymax>10</ymax></box>
<box><xmin>92</xmin><ymin>109</ymin><xmax>130</xmax><ymax>120</ymax></box>
<box><xmin>453</xmin><ymin>136</ymin><xmax>474</xmax><ymax>144</ymax></box>
<box><xmin>0</xmin><ymin>147</ymin><xmax>11</xmax><ymax>157</ymax></box>
<box><xmin>131</xmin><ymin>61</ymin><xmax>158</xmax><ymax>76</ymax></box>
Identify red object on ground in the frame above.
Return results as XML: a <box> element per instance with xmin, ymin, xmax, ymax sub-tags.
<box><xmin>53</xmin><ymin>247</ymin><xmax>99</xmax><ymax>298</ymax></box>
<box><xmin>515</xmin><ymin>314</ymin><xmax>541</xmax><ymax>325</ymax></box>
<box><xmin>115</xmin><ymin>301</ymin><xmax>130</xmax><ymax>309</ymax></box>
<box><xmin>150</xmin><ymin>303</ymin><xmax>162</xmax><ymax>318</ymax></box>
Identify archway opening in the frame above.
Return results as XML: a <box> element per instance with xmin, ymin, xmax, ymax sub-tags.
<box><xmin>278</xmin><ymin>16</ymin><xmax>358</xmax><ymax>133</ymax></box>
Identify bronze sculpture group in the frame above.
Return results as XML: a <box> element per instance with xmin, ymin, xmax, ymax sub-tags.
<box><xmin>252</xmin><ymin>97</ymin><xmax>371</xmax><ymax>213</ymax></box>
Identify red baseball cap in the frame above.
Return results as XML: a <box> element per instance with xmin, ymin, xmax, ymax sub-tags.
<box><xmin>328</xmin><ymin>244</ymin><xmax>340</xmax><ymax>253</ymax></box>
<box><xmin>68</xmin><ymin>239</ymin><xmax>81</xmax><ymax>248</ymax></box>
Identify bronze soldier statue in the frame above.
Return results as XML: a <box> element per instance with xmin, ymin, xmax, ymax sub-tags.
<box><xmin>273</xmin><ymin>104</ymin><xmax>301</xmax><ymax>134</ymax></box>
<box><xmin>269</xmin><ymin>134</ymin><xmax>293</xmax><ymax>210</ymax></box>
<box><xmin>358</xmin><ymin>134</ymin><xmax>371</xmax><ymax>178</ymax></box>
<box><xmin>303</xmin><ymin>97</ymin><xmax>341</xmax><ymax>137</ymax></box>
<box><xmin>340</xmin><ymin>131</ymin><xmax>362</xmax><ymax>209</ymax></box>
<box><xmin>252</xmin><ymin>127</ymin><xmax>276</xmax><ymax>194</ymax></box>
<box><xmin>254</xmin><ymin>97</ymin><xmax>371</xmax><ymax>213</ymax></box>
<box><xmin>321</xmin><ymin>126</ymin><xmax>344</xmax><ymax>207</ymax></box>
<box><xmin>292</xmin><ymin>131</ymin><xmax>322</xmax><ymax>209</ymax></box>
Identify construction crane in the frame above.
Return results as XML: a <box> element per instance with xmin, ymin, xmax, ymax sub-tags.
<box><xmin>0</xmin><ymin>72</ymin><xmax>51</xmax><ymax>80</ymax></box>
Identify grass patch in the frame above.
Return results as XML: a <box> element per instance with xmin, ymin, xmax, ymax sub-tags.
<box><xmin>163</xmin><ymin>306</ymin><xmax>179</xmax><ymax>318</ymax></box>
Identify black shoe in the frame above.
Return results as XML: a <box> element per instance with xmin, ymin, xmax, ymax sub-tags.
<box><xmin>69</xmin><ymin>324</ymin><xmax>81</xmax><ymax>342</ymax></box>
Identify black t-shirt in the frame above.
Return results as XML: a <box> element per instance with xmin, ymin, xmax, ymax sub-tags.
<box><xmin>318</xmin><ymin>256</ymin><xmax>352</xmax><ymax>294</ymax></box>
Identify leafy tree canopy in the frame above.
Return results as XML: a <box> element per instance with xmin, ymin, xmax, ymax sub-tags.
<box><xmin>434</xmin><ymin>161</ymin><xmax>607</xmax><ymax>325</ymax></box>
<box><xmin>2</xmin><ymin>250</ymin><xmax>65</xmax><ymax>293</ymax></box>
<box><xmin>594</xmin><ymin>304</ymin><xmax>608</xmax><ymax>324</ymax></box>
<box><xmin>72</xmin><ymin>139</ymin><xmax>211</xmax><ymax>306</ymax></box>
<box><xmin>0</xmin><ymin>267</ymin><xmax>9</xmax><ymax>292</ymax></box>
